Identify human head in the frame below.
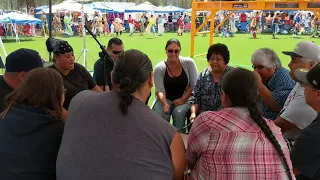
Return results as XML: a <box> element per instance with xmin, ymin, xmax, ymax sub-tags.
<box><xmin>295</xmin><ymin>63</ymin><xmax>320</xmax><ymax>111</ymax></box>
<box><xmin>107</xmin><ymin>37</ymin><xmax>124</xmax><ymax>61</ymax></box>
<box><xmin>251</xmin><ymin>48</ymin><xmax>281</xmax><ymax>82</ymax></box>
<box><xmin>283</xmin><ymin>41</ymin><xmax>320</xmax><ymax>81</ymax></box>
<box><xmin>206</xmin><ymin>43</ymin><xmax>230</xmax><ymax>73</ymax></box>
<box><xmin>112</xmin><ymin>49</ymin><xmax>153</xmax><ymax>114</ymax></box>
<box><xmin>151</xmin><ymin>15</ymin><xmax>153</xmax><ymax>18</ymax></box>
<box><xmin>129</xmin><ymin>14</ymin><xmax>131</xmax><ymax>18</ymax></box>
<box><xmin>165</xmin><ymin>38</ymin><xmax>181</xmax><ymax>61</ymax></box>
<box><xmin>46</xmin><ymin>38</ymin><xmax>75</xmax><ymax>71</ymax></box>
<box><xmin>1</xmin><ymin>68</ymin><xmax>65</xmax><ymax>120</ymax></box>
<box><xmin>5</xmin><ymin>48</ymin><xmax>43</xmax><ymax>86</ymax></box>
<box><xmin>220</xmin><ymin>68</ymin><xmax>293</xmax><ymax>180</ymax></box>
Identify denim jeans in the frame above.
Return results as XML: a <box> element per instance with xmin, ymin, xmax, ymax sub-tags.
<box><xmin>152</xmin><ymin>99</ymin><xmax>190</xmax><ymax>133</ymax></box>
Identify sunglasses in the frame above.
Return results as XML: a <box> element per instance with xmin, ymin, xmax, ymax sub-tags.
<box><xmin>167</xmin><ymin>49</ymin><xmax>180</xmax><ymax>54</ymax></box>
<box><xmin>252</xmin><ymin>65</ymin><xmax>265</xmax><ymax>70</ymax></box>
<box><xmin>112</xmin><ymin>50</ymin><xmax>123</xmax><ymax>55</ymax></box>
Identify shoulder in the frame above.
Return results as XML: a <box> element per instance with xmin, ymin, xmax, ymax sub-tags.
<box><xmin>225</xmin><ymin>65</ymin><xmax>234</xmax><ymax>72</ymax></box>
<box><xmin>199</xmin><ymin>67</ymin><xmax>210</xmax><ymax>77</ymax></box>
<box><xmin>74</xmin><ymin>63</ymin><xmax>89</xmax><ymax>74</ymax></box>
<box><xmin>154</xmin><ymin>61</ymin><xmax>166</xmax><ymax>71</ymax></box>
<box><xmin>180</xmin><ymin>57</ymin><xmax>196</xmax><ymax>65</ymax></box>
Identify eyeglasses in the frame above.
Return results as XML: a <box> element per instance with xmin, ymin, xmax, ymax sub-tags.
<box><xmin>208</xmin><ymin>57</ymin><xmax>223</xmax><ymax>62</ymax></box>
<box><xmin>252</xmin><ymin>65</ymin><xmax>265</xmax><ymax>70</ymax></box>
<box><xmin>167</xmin><ymin>49</ymin><xmax>180</xmax><ymax>54</ymax></box>
<box><xmin>112</xmin><ymin>50</ymin><xmax>123</xmax><ymax>55</ymax></box>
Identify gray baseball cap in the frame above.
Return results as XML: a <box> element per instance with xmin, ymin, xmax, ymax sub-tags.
<box><xmin>282</xmin><ymin>41</ymin><xmax>320</xmax><ymax>62</ymax></box>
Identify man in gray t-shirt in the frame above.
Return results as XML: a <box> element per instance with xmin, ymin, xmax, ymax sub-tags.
<box><xmin>275</xmin><ymin>41</ymin><xmax>320</xmax><ymax>140</ymax></box>
<box><xmin>56</xmin><ymin>90</ymin><xmax>181</xmax><ymax>180</ymax></box>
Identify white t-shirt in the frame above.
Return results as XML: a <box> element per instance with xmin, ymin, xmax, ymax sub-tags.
<box><xmin>280</xmin><ymin>83</ymin><xmax>317</xmax><ymax>140</ymax></box>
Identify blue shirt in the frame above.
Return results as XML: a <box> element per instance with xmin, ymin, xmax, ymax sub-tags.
<box><xmin>258</xmin><ymin>67</ymin><xmax>296</xmax><ymax>120</ymax></box>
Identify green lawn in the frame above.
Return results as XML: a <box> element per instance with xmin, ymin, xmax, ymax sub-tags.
<box><xmin>2</xmin><ymin>33</ymin><xmax>320</xmax><ymax>106</ymax></box>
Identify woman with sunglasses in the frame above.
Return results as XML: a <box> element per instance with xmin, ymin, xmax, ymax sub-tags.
<box><xmin>46</xmin><ymin>38</ymin><xmax>102</xmax><ymax>110</ymax></box>
<box><xmin>189</xmin><ymin>43</ymin><xmax>233</xmax><ymax>122</ymax></box>
<box><xmin>0</xmin><ymin>68</ymin><xmax>65</xmax><ymax>180</ymax></box>
<box><xmin>153</xmin><ymin>38</ymin><xmax>198</xmax><ymax>133</ymax></box>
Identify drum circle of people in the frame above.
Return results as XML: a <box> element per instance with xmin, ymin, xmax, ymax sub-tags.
<box><xmin>1</xmin><ymin>40</ymin><xmax>320</xmax><ymax>180</ymax></box>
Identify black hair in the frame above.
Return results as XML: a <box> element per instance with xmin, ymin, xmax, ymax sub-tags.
<box><xmin>112</xmin><ymin>49</ymin><xmax>153</xmax><ymax>114</ymax></box>
<box><xmin>206</xmin><ymin>43</ymin><xmax>230</xmax><ymax>64</ymax></box>
<box><xmin>107</xmin><ymin>38</ymin><xmax>123</xmax><ymax>49</ymax></box>
<box><xmin>221</xmin><ymin>68</ymin><xmax>293</xmax><ymax>180</ymax></box>
<box><xmin>165</xmin><ymin>38</ymin><xmax>181</xmax><ymax>49</ymax></box>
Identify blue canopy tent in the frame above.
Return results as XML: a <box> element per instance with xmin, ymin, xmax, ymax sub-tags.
<box><xmin>154</xmin><ymin>5</ymin><xmax>185</xmax><ymax>13</ymax></box>
<box><xmin>0</xmin><ymin>12</ymin><xmax>42</xmax><ymax>42</ymax></box>
<box><xmin>87</xmin><ymin>2</ymin><xmax>114</xmax><ymax>13</ymax></box>
<box><xmin>35</xmin><ymin>5</ymin><xmax>49</xmax><ymax>13</ymax></box>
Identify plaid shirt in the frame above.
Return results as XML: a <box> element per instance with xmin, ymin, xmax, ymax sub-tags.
<box><xmin>187</xmin><ymin>107</ymin><xmax>295</xmax><ymax>180</ymax></box>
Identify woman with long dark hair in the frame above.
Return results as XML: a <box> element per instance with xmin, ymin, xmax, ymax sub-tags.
<box><xmin>56</xmin><ymin>49</ymin><xmax>186</xmax><ymax>180</ymax></box>
<box><xmin>187</xmin><ymin>68</ymin><xmax>294</xmax><ymax>179</ymax></box>
<box><xmin>0</xmin><ymin>68</ymin><xmax>65</xmax><ymax>180</ymax></box>
<box><xmin>46</xmin><ymin>38</ymin><xmax>102</xmax><ymax>110</ymax></box>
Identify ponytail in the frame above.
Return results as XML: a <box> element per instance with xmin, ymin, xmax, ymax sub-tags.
<box><xmin>246</xmin><ymin>95</ymin><xmax>293</xmax><ymax>180</ymax></box>
<box><xmin>119</xmin><ymin>77</ymin><xmax>136</xmax><ymax>114</ymax></box>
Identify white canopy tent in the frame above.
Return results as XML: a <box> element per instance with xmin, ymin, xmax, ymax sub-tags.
<box><xmin>36</xmin><ymin>0</ymin><xmax>96</xmax><ymax>14</ymax></box>
<box><xmin>125</xmin><ymin>1</ymin><xmax>158</xmax><ymax>13</ymax></box>
<box><xmin>154</xmin><ymin>5</ymin><xmax>185</xmax><ymax>13</ymax></box>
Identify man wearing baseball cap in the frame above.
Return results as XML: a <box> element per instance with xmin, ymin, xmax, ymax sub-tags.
<box><xmin>0</xmin><ymin>48</ymin><xmax>43</xmax><ymax>112</ymax></box>
<box><xmin>274</xmin><ymin>41</ymin><xmax>319</xmax><ymax>143</ymax></box>
<box><xmin>291</xmin><ymin>64</ymin><xmax>320</xmax><ymax>180</ymax></box>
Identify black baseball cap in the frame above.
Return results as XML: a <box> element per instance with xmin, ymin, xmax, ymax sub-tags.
<box><xmin>5</xmin><ymin>48</ymin><xmax>43</xmax><ymax>72</ymax></box>
<box><xmin>295</xmin><ymin>63</ymin><xmax>320</xmax><ymax>90</ymax></box>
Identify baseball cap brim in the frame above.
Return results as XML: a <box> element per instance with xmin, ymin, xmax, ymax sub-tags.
<box><xmin>282</xmin><ymin>51</ymin><xmax>303</xmax><ymax>57</ymax></box>
<box><xmin>294</xmin><ymin>68</ymin><xmax>309</xmax><ymax>85</ymax></box>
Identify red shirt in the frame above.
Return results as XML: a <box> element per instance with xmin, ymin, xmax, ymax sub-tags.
<box><xmin>128</xmin><ymin>17</ymin><xmax>134</xmax><ymax>24</ymax></box>
<box><xmin>187</xmin><ymin>108</ymin><xmax>294</xmax><ymax>180</ymax></box>
<box><xmin>240</xmin><ymin>13</ymin><xmax>247</xmax><ymax>22</ymax></box>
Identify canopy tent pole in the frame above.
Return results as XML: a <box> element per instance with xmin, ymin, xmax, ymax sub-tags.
<box><xmin>48</xmin><ymin>0</ymin><xmax>52</xmax><ymax>62</ymax></box>
<box><xmin>0</xmin><ymin>36</ymin><xmax>7</xmax><ymax>74</ymax></box>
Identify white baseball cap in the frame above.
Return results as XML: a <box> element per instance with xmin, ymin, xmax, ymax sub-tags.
<box><xmin>282</xmin><ymin>41</ymin><xmax>320</xmax><ymax>62</ymax></box>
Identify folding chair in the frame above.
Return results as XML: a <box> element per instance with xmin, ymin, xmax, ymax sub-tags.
<box><xmin>23</xmin><ymin>24</ymin><xmax>33</xmax><ymax>40</ymax></box>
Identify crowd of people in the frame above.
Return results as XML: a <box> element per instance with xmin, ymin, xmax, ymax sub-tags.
<box><xmin>0</xmin><ymin>38</ymin><xmax>320</xmax><ymax>180</ymax></box>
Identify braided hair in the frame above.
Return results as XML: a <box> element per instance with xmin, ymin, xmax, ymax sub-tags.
<box><xmin>221</xmin><ymin>68</ymin><xmax>293</xmax><ymax>180</ymax></box>
<box><xmin>112</xmin><ymin>49</ymin><xmax>153</xmax><ymax>114</ymax></box>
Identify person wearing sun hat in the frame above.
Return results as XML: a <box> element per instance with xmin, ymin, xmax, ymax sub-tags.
<box><xmin>0</xmin><ymin>48</ymin><xmax>43</xmax><ymax>112</ymax></box>
<box><xmin>290</xmin><ymin>63</ymin><xmax>320</xmax><ymax>180</ymax></box>
<box><xmin>273</xmin><ymin>41</ymin><xmax>320</xmax><ymax>144</ymax></box>
<box><xmin>46</xmin><ymin>37</ymin><xmax>102</xmax><ymax>110</ymax></box>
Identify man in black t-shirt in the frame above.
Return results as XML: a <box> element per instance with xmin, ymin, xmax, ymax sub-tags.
<box><xmin>93</xmin><ymin>38</ymin><xmax>123</xmax><ymax>92</ymax></box>
<box><xmin>0</xmin><ymin>48</ymin><xmax>43</xmax><ymax>112</ymax></box>
<box><xmin>292</xmin><ymin>63</ymin><xmax>320</xmax><ymax>180</ymax></box>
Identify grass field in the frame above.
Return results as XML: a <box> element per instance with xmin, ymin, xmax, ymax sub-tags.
<box><xmin>2</xmin><ymin>33</ymin><xmax>320</xmax><ymax>105</ymax></box>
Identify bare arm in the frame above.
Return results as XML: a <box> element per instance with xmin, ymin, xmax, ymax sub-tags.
<box><xmin>181</xmin><ymin>87</ymin><xmax>193</xmax><ymax>103</ymax></box>
<box><xmin>258</xmin><ymin>83</ymin><xmax>281</xmax><ymax>111</ymax></box>
<box><xmin>170</xmin><ymin>132</ymin><xmax>187</xmax><ymax>180</ymax></box>
<box><xmin>156</xmin><ymin>91</ymin><xmax>167</xmax><ymax>106</ymax></box>
<box><xmin>274</xmin><ymin>116</ymin><xmax>297</xmax><ymax>133</ymax></box>
<box><xmin>98</xmin><ymin>85</ymin><xmax>110</xmax><ymax>92</ymax></box>
<box><xmin>92</xmin><ymin>85</ymin><xmax>103</xmax><ymax>93</ymax></box>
